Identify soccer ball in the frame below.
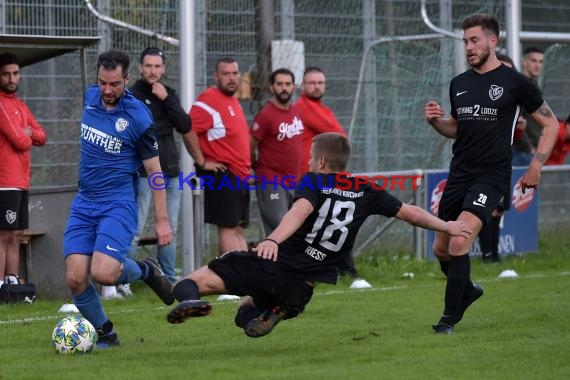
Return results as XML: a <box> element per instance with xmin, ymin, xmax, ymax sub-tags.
<box><xmin>52</xmin><ymin>315</ymin><xmax>97</xmax><ymax>354</ymax></box>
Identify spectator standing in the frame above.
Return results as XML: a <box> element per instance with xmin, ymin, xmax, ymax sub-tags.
<box><xmin>0</xmin><ymin>53</ymin><xmax>47</xmax><ymax>287</ymax></box>
<box><xmin>424</xmin><ymin>15</ymin><xmax>558</xmax><ymax>334</ymax></box>
<box><xmin>63</xmin><ymin>50</ymin><xmax>174</xmax><ymax>348</ymax></box>
<box><xmin>295</xmin><ymin>67</ymin><xmax>346</xmax><ymax>175</ymax></box>
<box><xmin>128</xmin><ymin>47</ymin><xmax>191</xmax><ymax>283</ymax></box>
<box><xmin>183</xmin><ymin>57</ymin><xmax>250</xmax><ymax>254</ymax></box>
<box><xmin>250</xmin><ymin>68</ymin><xmax>304</xmax><ymax>235</ymax></box>
<box><xmin>512</xmin><ymin>47</ymin><xmax>546</xmax><ymax>165</ymax></box>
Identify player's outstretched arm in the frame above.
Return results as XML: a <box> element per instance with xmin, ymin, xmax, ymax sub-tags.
<box><xmin>396</xmin><ymin>204</ymin><xmax>472</xmax><ymax>238</ymax></box>
<box><xmin>424</xmin><ymin>100</ymin><xmax>458</xmax><ymax>139</ymax></box>
<box><xmin>253</xmin><ymin>198</ymin><xmax>315</xmax><ymax>261</ymax></box>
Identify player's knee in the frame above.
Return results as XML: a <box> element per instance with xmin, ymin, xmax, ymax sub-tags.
<box><xmin>66</xmin><ymin>270</ymin><xmax>88</xmax><ymax>292</ymax></box>
<box><xmin>90</xmin><ymin>267</ymin><xmax>117</xmax><ymax>285</ymax></box>
<box><xmin>449</xmin><ymin>236</ymin><xmax>470</xmax><ymax>256</ymax></box>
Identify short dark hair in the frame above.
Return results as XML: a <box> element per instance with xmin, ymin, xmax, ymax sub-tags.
<box><xmin>497</xmin><ymin>53</ymin><xmax>516</xmax><ymax>69</ymax></box>
<box><xmin>270</xmin><ymin>68</ymin><xmax>295</xmax><ymax>85</ymax></box>
<box><xmin>303</xmin><ymin>66</ymin><xmax>324</xmax><ymax>77</ymax></box>
<box><xmin>460</xmin><ymin>14</ymin><xmax>500</xmax><ymax>38</ymax></box>
<box><xmin>140</xmin><ymin>47</ymin><xmax>165</xmax><ymax>64</ymax></box>
<box><xmin>0</xmin><ymin>53</ymin><xmax>19</xmax><ymax>68</ymax></box>
<box><xmin>312</xmin><ymin>132</ymin><xmax>351</xmax><ymax>172</ymax></box>
<box><xmin>523</xmin><ymin>46</ymin><xmax>544</xmax><ymax>56</ymax></box>
<box><xmin>215</xmin><ymin>56</ymin><xmax>237</xmax><ymax>72</ymax></box>
<box><xmin>96</xmin><ymin>50</ymin><xmax>130</xmax><ymax>78</ymax></box>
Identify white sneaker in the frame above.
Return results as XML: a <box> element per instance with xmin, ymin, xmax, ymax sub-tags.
<box><xmin>349</xmin><ymin>278</ymin><xmax>372</xmax><ymax>289</ymax></box>
<box><xmin>116</xmin><ymin>283</ymin><xmax>133</xmax><ymax>297</ymax></box>
<box><xmin>101</xmin><ymin>286</ymin><xmax>124</xmax><ymax>300</ymax></box>
<box><xmin>4</xmin><ymin>274</ymin><xmax>19</xmax><ymax>285</ymax></box>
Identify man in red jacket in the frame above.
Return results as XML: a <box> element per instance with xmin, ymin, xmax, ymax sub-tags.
<box><xmin>295</xmin><ymin>67</ymin><xmax>346</xmax><ymax>175</ymax></box>
<box><xmin>0</xmin><ymin>53</ymin><xmax>47</xmax><ymax>287</ymax></box>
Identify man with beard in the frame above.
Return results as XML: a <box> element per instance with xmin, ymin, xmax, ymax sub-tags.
<box><xmin>250</xmin><ymin>68</ymin><xmax>304</xmax><ymax>235</ymax></box>
<box><xmin>183</xmin><ymin>57</ymin><xmax>250</xmax><ymax>254</ymax></box>
<box><xmin>424</xmin><ymin>14</ymin><xmax>559</xmax><ymax>334</ymax></box>
<box><xmin>63</xmin><ymin>50</ymin><xmax>174</xmax><ymax>348</ymax></box>
<box><xmin>0</xmin><ymin>53</ymin><xmax>46</xmax><ymax>287</ymax></box>
<box><xmin>295</xmin><ymin>67</ymin><xmax>346</xmax><ymax>175</ymax></box>
<box><xmin>126</xmin><ymin>47</ymin><xmax>191</xmax><ymax>285</ymax></box>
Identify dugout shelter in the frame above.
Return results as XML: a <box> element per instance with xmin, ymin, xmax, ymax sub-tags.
<box><xmin>1</xmin><ymin>34</ymin><xmax>100</xmax><ymax>298</ymax></box>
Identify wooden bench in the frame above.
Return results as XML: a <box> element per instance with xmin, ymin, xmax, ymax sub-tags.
<box><xmin>19</xmin><ymin>229</ymin><xmax>47</xmax><ymax>283</ymax></box>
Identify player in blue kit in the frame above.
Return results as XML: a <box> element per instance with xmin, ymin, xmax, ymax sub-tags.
<box><xmin>164</xmin><ymin>132</ymin><xmax>473</xmax><ymax>338</ymax></box>
<box><xmin>424</xmin><ymin>14</ymin><xmax>559</xmax><ymax>334</ymax></box>
<box><xmin>63</xmin><ymin>50</ymin><xmax>174</xmax><ymax>348</ymax></box>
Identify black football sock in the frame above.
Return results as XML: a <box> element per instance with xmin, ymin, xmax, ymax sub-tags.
<box><xmin>173</xmin><ymin>279</ymin><xmax>200</xmax><ymax>302</ymax></box>
<box><xmin>96</xmin><ymin>320</ymin><xmax>114</xmax><ymax>337</ymax></box>
<box><xmin>438</xmin><ymin>259</ymin><xmax>450</xmax><ymax>277</ymax></box>
<box><xmin>441</xmin><ymin>254</ymin><xmax>470</xmax><ymax>325</ymax></box>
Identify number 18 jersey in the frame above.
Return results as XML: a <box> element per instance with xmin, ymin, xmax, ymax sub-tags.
<box><xmin>278</xmin><ymin>172</ymin><xmax>402</xmax><ymax>284</ymax></box>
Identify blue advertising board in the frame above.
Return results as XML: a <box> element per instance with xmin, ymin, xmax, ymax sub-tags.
<box><xmin>424</xmin><ymin>168</ymin><xmax>538</xmax><ymax>259</ymax></box>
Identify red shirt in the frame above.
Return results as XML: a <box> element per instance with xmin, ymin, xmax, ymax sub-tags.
<box><xmin>295</xmin><ymin>93</ymin><xmax>347</xmax><ymax>174</ymax></box>
<box><xmin>251</xmin><ymin>102</ymin><xmax>304</xmax><ymax>182</ymax></box>
<box><xmin>0</xmin><ymin>92</ymin><xmax>47</xmax><ymax>189</ymax></box>
<box><xmin>189</xmin><ymin>87</ymin><xmax>250</xmax><ymax>178</ymax></box>
<box><xmin>546</xmin><ymin>120</ymin><xmax>570</xmax><ymax>165</ymax></box>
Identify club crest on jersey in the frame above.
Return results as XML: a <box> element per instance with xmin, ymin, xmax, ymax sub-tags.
<box><xmin>5</xmin><ymin>210</ymin><xmax>16</xmax><ymax>224</ymax></box>
<box><xmin>489</xmin><ymin>85</ymin><xmax>503</xmax><ymax>101</ymax></box>
<box><xmin>115</xmin><ymin>117</ymin><xmax>129</xmax><ymax>132</ymax></box>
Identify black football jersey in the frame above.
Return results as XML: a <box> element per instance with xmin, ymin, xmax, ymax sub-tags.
<box><xmin>449</xmin><ymin>64</ymin><xmax>543</xmax><ymax>176</ymax></box>
<box><xmin>278</xmin><ymin>173</ymin><xmax>403</xmax><ymax>284</ymax></box>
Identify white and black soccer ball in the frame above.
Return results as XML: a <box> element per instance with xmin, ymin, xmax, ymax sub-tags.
<box><xmin>52</xmin><ymin>315</ymin><xmax>97</xmax><ymax>354</ymax></box>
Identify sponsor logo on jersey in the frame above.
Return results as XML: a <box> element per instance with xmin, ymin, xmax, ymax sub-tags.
<box><xmin>512</xmin><ymin>177</ymin><xmax>535</xmax><ymax>212</ymax></box>
<box><xmin>115</xmin><ymin>117</ymin><xmax>129</xmax><ymax>132</ymax></box>
<box><xmin>277</xmin><ymin>116</ymin><xmax>304</xmax><ymax>141</ymax></box>
<box><xmin>456</xmin><ymin>90</ymin><xmax>468</xmax><ymax>96</ymax></box>
<box><xmin>489</xmin><ymin>85</ymin><xmax>503</xmax><ymax>101</ymax></box>
<box><xmin>5</xmin><ymin>210</ymin><xmax>16</xmax><ymax>224</ymax></box>
<box><xmin>81</xmin><ymin>123</ymin><xmax>123</xmax><ymax>154</ymax></box>
<box><xmin>430</xmin><ymin>179</ymin><xmax>447</xmax><ymax>215</ymax></box>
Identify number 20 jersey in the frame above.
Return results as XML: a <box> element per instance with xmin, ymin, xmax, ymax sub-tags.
<box><xmin>449</xmin><ymin>64</ymin><xmax>543</xmax><ymax>176</ymax></box>
<box><xmin>278</xmin><ymin>172</ymin><xmax>402</xmax><ymax>284</ymax></box>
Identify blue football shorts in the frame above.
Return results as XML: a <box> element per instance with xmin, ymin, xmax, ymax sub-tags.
<box><xmin>63</xmin><ymin>195</ymin><xmax>138</xmax><ymax>261</ymax></box>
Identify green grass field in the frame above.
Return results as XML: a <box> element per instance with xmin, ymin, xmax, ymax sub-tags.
<box><xmin>1</xmin><ymin>236</ymin><xmax>569</xmax><ymax>380</ymax></box>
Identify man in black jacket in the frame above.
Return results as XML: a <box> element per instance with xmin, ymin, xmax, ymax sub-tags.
<box><xmin>124</xmin><ymin>47</ymin><xmax>191</xmax><ymax>291</ymax></box>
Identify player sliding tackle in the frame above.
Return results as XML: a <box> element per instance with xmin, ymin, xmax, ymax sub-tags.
<box><xmin>167</xmin><ymin>132</ymin><xmax>472</xmax><ymax>337</ymax></box>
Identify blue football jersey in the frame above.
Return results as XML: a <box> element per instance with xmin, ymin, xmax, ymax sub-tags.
<box><xmin>78</xmin><ymin>84</ymin><xmax>157</xmax><ymax>201</ymax></box>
